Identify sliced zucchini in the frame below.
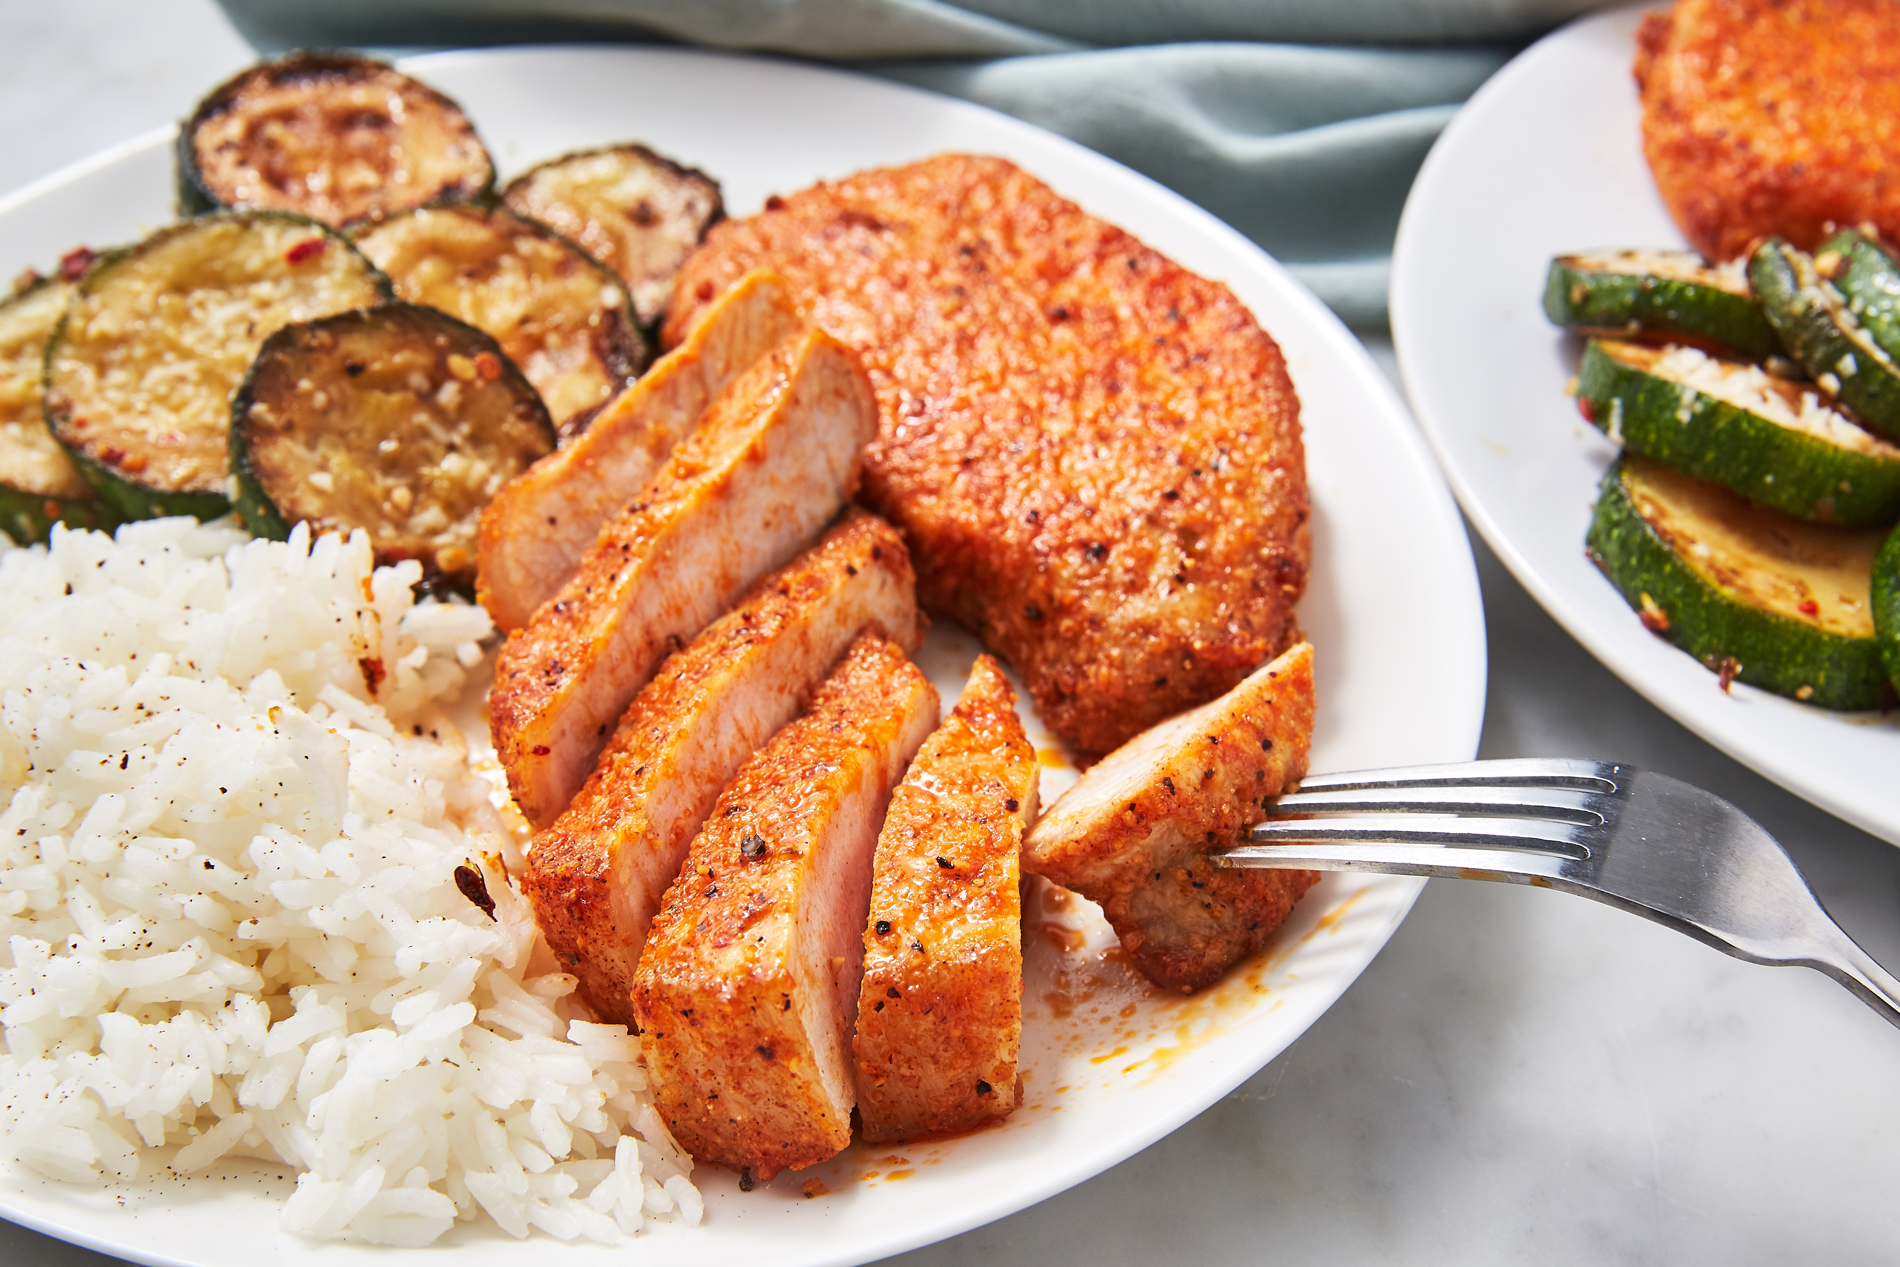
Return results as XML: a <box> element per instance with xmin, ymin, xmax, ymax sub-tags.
<box><xmin>1585</xmin><ymin>455</ymin><xmax>1886</xmax><ymax>710</ymax></box>
<box><xmin>351</xmin><ymin>204</ymin><xmax>646</xmax><ymax>437</ymax></box>
<box><xmin>179</xmin><ymin>52</ymin><xmax>494</xmax><ymax>228</ymax></box>
<box><xmin>1575</xmin><ymin>339</ymin><xmax>1900</xmax><ymax>526</ymax></box>
<box><xmin>1813</xmin><ymin>228</ymin><xmax>1900</xmax><ymax>365</ymax></box>
<box><xmin>1875</xmin><ymin>523</ymin><xmax>1900</xmax><ymax>691</ymax></box>
<box><xmin>1748</xmin><ymin>237</ymin><xmax>1900</xmax><ymax>441</ymax></box>
<box><xmin>231</xmin><ymin>302</ymin><xmax>556</xmax><ymax>586</ymax></box>
<box><xmin>500</xmin><ymin>144</ymin><xmax>722</xmax><ymax>328</ymax></box>
<box><xmin>0</xmin><ymin>275</ymin><xmax>116</xmax><ymax>542</ymax></box>
<box><xmin>43</xmin><ymin>212</ymin><xmax>388</xmax><ymax>520</ymax></box>
<box><xmin>1544</xmin><ymin>250</ymin><xmax>1781</xmax><ymax>361</ymax></box>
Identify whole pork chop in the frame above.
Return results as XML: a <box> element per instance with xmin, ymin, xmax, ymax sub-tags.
<box><xmin>663</xmin><ymin>153</ymin><xmax>1309</xmax><ymax>761</ymax></box>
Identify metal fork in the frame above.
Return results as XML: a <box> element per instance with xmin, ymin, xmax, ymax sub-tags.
<box><xmin>1218</xmin><ymin>758</ymin><xmax>1900</xmax><ymax>1029</ymax></box>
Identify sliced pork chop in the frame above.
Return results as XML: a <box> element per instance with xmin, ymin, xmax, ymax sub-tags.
<box><xmin>492</xmin><ymin>326</ymin><xmax>878</xmax><ymax>827</ymax></box>
<box><xmin>476</xmin><ymin>270</ymin><xmax>802</xmax><ymax>632</ymax></box>
<box><xmin>525</xmin><ymin>510</ymin><xmax>924</xmax><ymax>1026</ymax></box>
<box><xmin>854</xmin><ymin>654</ymin><xmax>1038</xmax><ymax>1143</ymax></box>
<box><xmin>1024</xmin><ymin>641</ymin><xmax>1318</xmax><ymax>993</ymax></box>
<box><xmin>632</xmin><ymin>633</ymin><xmax>938</xmax><ymax>1180</ymax></box>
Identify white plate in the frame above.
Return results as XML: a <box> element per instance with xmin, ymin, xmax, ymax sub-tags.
<box><xmin>0</xmin><ymin>46</ymin><xmax>1485</xmax><ymax>1267</ymax></box>
<box><xmin>1391</xmin><ymin>5</ymin><xmax>1900</xmax><ymax>846</ymax></box>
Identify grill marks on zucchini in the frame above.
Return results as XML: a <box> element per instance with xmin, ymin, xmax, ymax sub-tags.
<box><xmin>500</xmin><ymin>145</ymin><xmax>723</xmax><ymax>328</ymax></box>
<box><xmin>352</xmin><ymin>205</ymin><xmax>647</xmax><ymax>438</ymax></box>
<box><xmin>0</xmin><ymin>276</ymin><xmax>115</xmax><ymax>542</ymax></box>
<box><xmin>231</xmin><ymin>303</ymin><xmax>555</xmax><ymax>586</ymax></box>
<box><xmin>1576</xmin><ymin>339</ymin><xmax>1900</xmax><ymax>526</ymax></box>
<box><xmin>180</xmin><ymin>53</ymin><xmax>494</xmax><ymax>228</ymax></box>
<box><xmin>1748</xmin><ymin>237</ymin><xmax>1900</xmax><ymax>441</ymax></box>
<box><xmin>1544</xmin><ymin>250</ymin><xmax>1780</xmax><ymax>360</ymax></box>
<box><xmin>42</xmin><ymin>212</ymin><xmax>388</xmax><ymax>520</ymax></box>
<box><xmin>1587</xmin><ymin>456</ymin><xmax>1886</xmax><ymax>710</ymax></box>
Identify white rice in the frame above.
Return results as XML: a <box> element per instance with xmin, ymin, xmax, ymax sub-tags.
<box><xmin>0</xmin><ymin>518</ymin><xmax>700</xmax><ymax>1246</ymax></box>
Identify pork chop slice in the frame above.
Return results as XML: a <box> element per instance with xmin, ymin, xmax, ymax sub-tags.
<box><xmin>1023</xmin><ymin>641</ymin><xmax>1318</xmax><ymax>994</ymax></box>
<box><xmin>491</xmin><ymin>325</ymin><xmax>878</xmax><ymax>827</ymax></box>
<box><xmin>854</xmin><ymin>654</ymin><xmax>1038</xmax><ymax>1143</ymax></box>
<box><xmin>476</xmin><ymin>270</ymin><xmax>801</xmax><ymax>632</ymax></box>
<box><xmin>525</xmin><ymin>509</ymin><xmax>924</xmax><ymax>1027</ymax></box>
<box><xmin>632</xmin><ymin>633</ymin><xmax>938</xmax><ymax>1181</ymax></box>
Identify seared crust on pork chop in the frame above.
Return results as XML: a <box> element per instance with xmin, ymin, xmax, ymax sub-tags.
<box><xmin>663</xmin><ymin>154</ymin><xmax>1309</xmax><ymax>760</ymax></box>
<box><xmin>476</xmin><ymin>270</ymin><xmax>802</xmax><ymax>632</ymax></box>
<box><xmin>633</xmin><ymin>634</ymin><xmax>938</xmax><ymax>1180</ymax></box>
<box><xmin>1024</xmin><ymin>642</ymin><xmax>1317</xmax><ymax>993</ymax></box>
<box><xmin>854</xmin><ymin>655</ymin><xmax>1038</xmax><ymax>1142</ymax></box>
<box><xmin>1636</xmin><ymin>0</ymin><xmax>1900</xmax><ymax>261</ymax></box>
<box><xmin>525</xmin><ymin>510</ymin><xmax>924</xmax><ymax>1026</ymax></box>
<box><xmin>491</xmin><ymin>327</ymin><xmax>878</xmax><ymax>827</ymax></box>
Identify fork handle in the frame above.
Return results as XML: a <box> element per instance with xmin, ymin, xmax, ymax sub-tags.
<box><xmin>1805</xmin><ymin>930</ymin><xmax>1900</xmax><ymax>1031</ymax></box>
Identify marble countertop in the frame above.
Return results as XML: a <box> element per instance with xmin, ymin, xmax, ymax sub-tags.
<box><xmin>3</xmin><ymin>4</ymin><xmax>1897</xmax><ymax>1264</ymax></box>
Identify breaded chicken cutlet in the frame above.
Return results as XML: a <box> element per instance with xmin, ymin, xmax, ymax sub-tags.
<box><xmin>1636</xmin><ymin>0</ymin><xmax>1900</xmax><ymax>261</ymax></box>
<box><xmin>663</xmin><ymin>154</ymin><xmax>1310</xmax><ymax>762</ymax></box>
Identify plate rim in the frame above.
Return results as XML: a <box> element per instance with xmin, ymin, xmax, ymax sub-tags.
<box><xmin>0</xmin><ymin>40</ymin><xmax>1483</xmax><ymax>1266</ymax></box>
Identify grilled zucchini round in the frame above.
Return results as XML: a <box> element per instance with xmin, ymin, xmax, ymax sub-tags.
<box><xmin>351</xmin><ymin>204</ymin><xmax>646</xmax><ymax>437</ymax></box>
<box><xmin>1544</xmin><ymin>250</ymin><xmax>1780</xmax><ymax>361</ymax></box>
<box><xmin>0</xmin><ymin>275</ymin><xmax>115</xmax><ymax>542</ymax></box>
<box><xmin>1575</xmin><ymin>339</ymin><xmax>1900</xmax><ymax>526</ymax></box>
<box><xmin>230</xmin><ymin>302</ymin><xmax>556</xmax><ymax>587</ymax></box>
<box><xmin>179</xmin><ymin>52</ymin><xmax>494</xmax><ymax>228</ymax></box>
<box><xmin>1585</xmin><ymin>455</ymin><xmax>1887</xmax><ymax>710</ymax></box>
<box><xmin>1875</xmin><ymin>522</ymin><xmax>1900</xmax><ymax>691</ymax></box>
<box><xmin>1813</xmin><ymin>228</ymin><xmax>1900</xmax><ymax>366</ymax></box>
<box><xmin>500</xmin><ymin>144</ymin><xmax>723</xmax><ymax>329</ymax></box>
<box><xmin>1749</xmin><ymin>237</ymin><xmax>1900</xmax><ymax>441</ymax></box>
<box><xmin>42</xmin><ymin>211</ymin><xmax>388</xmax><ymax>521</ymax></box>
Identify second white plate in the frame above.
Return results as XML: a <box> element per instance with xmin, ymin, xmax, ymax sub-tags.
<box><xmin>1391</xmin><ymin>5</ymin><xmax>1900</xmax><ymax>846</ymax></box>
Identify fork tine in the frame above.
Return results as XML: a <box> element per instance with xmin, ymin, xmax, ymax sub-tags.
<box><xmin>1294</xmin><ymin>757</ymin><xmax>1623</xmax><ymax>794</ymax></box>
<box><xmin>1219</xmin><ymin>840</ymin><xmax>1575</xmax><ymax>882</ymax></box>
<box><xmin>1244</xmin><ymin>813</ymin><xmax>1592</xmax><ymax>858</ymax></box>
<box><xmin>1269</xmin><ymin>784</ymin><xmax>1609</xmax><ymax>823</ymax></box>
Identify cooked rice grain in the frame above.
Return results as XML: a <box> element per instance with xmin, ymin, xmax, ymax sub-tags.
<box><xmin>0</xmin><ymin>519</ymin><xmax>699</xmax><ymax>1246</ymax></box>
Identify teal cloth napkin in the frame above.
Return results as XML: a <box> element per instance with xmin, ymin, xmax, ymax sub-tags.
<box><xmin>216</xmin><ymin>0</ymin><xmax>1626</xmax><ymax>326</ymax></box>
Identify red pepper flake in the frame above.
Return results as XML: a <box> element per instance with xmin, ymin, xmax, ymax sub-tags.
<box><xmin>1798</xmin><ymin>598</ymin><xmax>1819</xmax><ymax>616</ymax></box>
<box><xmin>1637</xmin><ymin>592</ymin><xmax>1670</xmax><ymax>633</ymax></box>
<box><xmin>1576</xmin><ymin>397</ymin><xmax>1595</xmax><ymax>424</ymax></box>
<box><xmin>473</xmin><ymin>351</ymin><xmax>502</xmax><ymax>381</ymax></box>
<box><xmin>531</xmin><ymin>744</ymin><xmax>551</xmax><ymax>756</ymax></box>
<box><xmin>285</xmin><ymin>237</ymin><xmax>327</xmax><ymax>265</ymax></box>
<box><xmin>1716</xmin><ymin>656</ymin><xmax>1741</xmax><ymax>694</ymax></box>
<box><xmin>58</xmin><ymin>247</ymin><xmax>95</xmax><ymax>281</ymax></box>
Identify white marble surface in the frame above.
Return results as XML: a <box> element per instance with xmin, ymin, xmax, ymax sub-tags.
<box><xmin>3</xmin><ymin>4</ymin><xmax>1899</xmax><ymax>1265</ymax></box>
